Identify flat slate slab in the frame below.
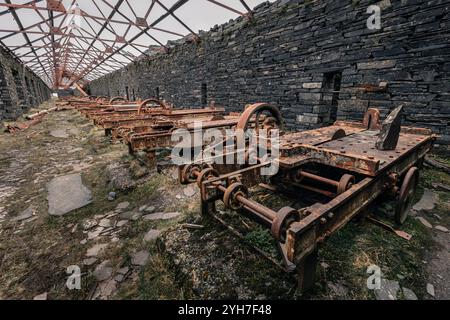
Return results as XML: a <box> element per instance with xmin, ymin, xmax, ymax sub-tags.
<box><xmin>143</xmin><ymin>212</ymin><xmax>182</xmax><ymax>221</ymax></box>
<box><xmin>11</xmin><ymin>205</ymin><xmax>35</xmax><ymax>222</ymax></box>
<box><xmin>47</xmin><ymin>173</ymin><xmax>93</xmax><ymax>216</ymax></box>
<box><xmin>131</xmin><ymin>250</ymin><xmax>150</xmax><ymax>266</ymax></box>
<box><xmin>374</xmin><ymin>279</ymin><xmax>400</xmax><ymax>300</ymax></box>
<box><xmin>412</xmin><ymin>189</ymin><xmax>438</xmax><ymax>212</ymax></box>
<box><xmin>50</xmin><ymin>129</ymin><xmax>69</xmax><ymax>138</ymax></box>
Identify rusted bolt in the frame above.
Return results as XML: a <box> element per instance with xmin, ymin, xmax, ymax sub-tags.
<box><xmin>328</xmin><ymin>212</ymin><xmax>334</xmax><ymax>219</ymax></box>
<box><xmin>320</xmin><ymin>218</ymin><xmax>327</xmax><ymax>225</ymax></box>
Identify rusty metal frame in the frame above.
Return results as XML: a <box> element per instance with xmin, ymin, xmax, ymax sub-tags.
<box><xmin>187</xmin><ymin>107</ymin><xmax>436</xmax><ymax>291</ymax></box>
<box><xmin>0</xmin><ymin>0</ymin><xmax>254</xmax><ymax>90</ymax></box>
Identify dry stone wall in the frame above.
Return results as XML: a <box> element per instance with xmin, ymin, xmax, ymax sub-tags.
<box><xmin>88</xmin><ymin>0</ymin><xmax>450</xmax><ymax>143</ymax></box>
<box><xmin>0</xmin><ymin>46</ymin><xmax>51</xmax><ymax>121</ymax></box>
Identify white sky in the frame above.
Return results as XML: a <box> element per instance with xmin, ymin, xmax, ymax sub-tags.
<box><xmin>0</xmin><ymin>0</ymin><xmax>272</xmax><ymax>85</ymax></box>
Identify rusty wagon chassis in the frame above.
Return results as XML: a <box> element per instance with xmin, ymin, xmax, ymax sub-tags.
<box><xmin>70</xmin><ymin>97</ymin><xmax>252</xmax><ymax>168</ymax></box>
<box><xmin>181</xmin><ymin>105</ymin><xmax>436</xmax><ymax>291</ymax></box>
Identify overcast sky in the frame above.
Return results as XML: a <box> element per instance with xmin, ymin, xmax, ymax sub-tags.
<box><xmin>0</xmin><ymin>0</ymin><xmax>272</xmax><ymax>83</ymax></box>
<box><xmin>0</xmin><ymin>1</ymin><xmax>271</xmax><ymax>47</ymax></box>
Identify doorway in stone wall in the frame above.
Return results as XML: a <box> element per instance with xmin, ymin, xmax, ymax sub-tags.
<box><xmin>322</xmin><ymin>71</ymin><xmax>342</xmax><ymax>124</ymax></box>
<box><xmin>125</xmin><ymin>86</ymin><xmax>130</xmax><ymax>101</ymax></box>
<box><xmin>201</xmin><ymin>83</ymin><xmax>207</xmax><ymax>107</ymax></box>
<box><xmin>25</xmin><ymin>77</ymin><xmax>34</xmax><ymax>106</ymax></box>
<box><xmin>11</xmin><ymin>69</ymin><xmax>26</xmax><ymax>110</ymax></box>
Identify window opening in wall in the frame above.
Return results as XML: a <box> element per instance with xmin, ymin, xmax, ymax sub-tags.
<box><xmin>25</xmin><ymin>77</ymin><xmax>33</xmax><ymax>105</ymax></box>
<box><xmin>201</xmin><ymin>83</ymin><xmax>207</xmax><ymax>107</ymax></box>
<box><xmin>31</xmin><ymin>79</ymin><xmax>37</xmax><ymax>101</ymax></box>
<box><xmin>125</xmin><ymin>86</ymin><xmax>130</xmax><ymax>101</ymax></box>
<box><xmin>322</xmin><ymin>71</ymin><xmax>342</xmax><ymax>124</ymax></box>
<box><xmin>132</xmin><ymin>88</ymin><xmax>136</xmax><ymax>101</ymax></box>
<box><xmin>155</xmin><ymin>87</ymin><xmax>160</xmax><ymax>100</ymax></box>
<box><xmin>12</xmin><ymin>69</ymin><xmax>25</xmax><ymax>104</ymax></box>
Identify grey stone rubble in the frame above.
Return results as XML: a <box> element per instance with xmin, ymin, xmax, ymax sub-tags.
<box><xmin>107</xmin><ymin>192</ymin><xmax>116</xmax><ymax>201</ymax></box>
<box><xmin>33</xmin><ymin>292</ymin><xmax>48</xmax><ymax>300</ymax></box>
<box><xmin>119</xmin><ymin>211</ymin><xmax>142</xmax><ymax>221</ymax></box>
<box><xmin>143</xmin><ymin>212</ymin><xmax>182</xmax><ymax>221</ymax></box>
<box><xmin>87</xmin><ymin>227</ymin><xmax>104</xmax><ymax>240</ymax></box>
<box><xmin>374</xmin><ymin>279</ymin><xmax>400</xmax><ymax>300</ymax></box>
<box><xmin>143</xmin><ymin>229</ymin><xmax>161</xmax><ymax>242</ymax></box>
<box><xmin>116</xmin><ymin>220</ymin><xmax>128</xmax><ymax>227</ymax></box>
<box><xmin>82</xmin><ymin>219</ymin><xmax>98</xmax><ymax>230</ymax></box>
<box><xmin>83</xmin><ymin>258</ymin><xmax>97</xmax><ymax>266</ymax></box>
<box><xmin>402</xmin><ymin>287</ymin><xmax>418</xmax><ymax>300</ymax></box>
<box><xmin>412</xmin><ymin>189</ymin><xmax>438</xmax><ymax>213</ymax></box>
<box><xmin>327</xmin><ymin>282</ymin><xmax>348</xmax><ymax>298</ymax></box>
<box><xmin>144</xmin><ymin>206</ymin><xmax>156</xmax><ymax>213</ymax></box>
<box><xmin>427</xmin><ymin>283</ymin><xmax>435</xmax><ymax>297</ymax></box>
<box><xmin>114</xmin><ymin>268</ymin><xmax>131</xmax><ymax>283</ymax></box>
<box><xmin>94</xmin><ymin>279</ymin><xmax>117</xmax><ymax>300</ymax></box>
<box><xmin>93</xmin><ymin>260</ymin><xmax>113</xmax><ymax>281</ymax></box>
<box><xmin>49</xmin><ymin>129</ymin><xmax>69</xmax><ymax>138</ymax></box>
<box><xmin>86</xmin><ymin>243</ymin><xmax>108</xmax><ymax>257</ymax></box>
<box><xmin>183</xmin><ymin>185</ymin><xmax>197</xmax><ymax>197</ymax></box>
<box><xmin>99</xmin><ymin>218</ymin><xmax>112</xmax><ymax>228</ymax></box>
<box><xmin>131</xmin><ymin>250</ymin><xmax>150</xmax><ymax>266</ymax></box>
<box><xmin>47</xmin><ymin>173</ymin><xmax>93</xmax><ymax>216</ymax></box>
<box><xmin>11</xmin><ymin>205</ymin><xmax>35</xmax><ymax>222</ymax></box>
<box><xmin>435</xmin><ymin>225</ymin><xmax>449</xmax><ymax>233</ymax></box>
<box><xmin>417</xmin><ymin>217</ymin><xmax>433</xmax><ymax>229</ymax></box>
<box><xmin>116</xmin><ymin>202</ymin><xmax>130</xmax><ymax>211</ymax></box>
<box><xmin>117</xmin><ymin>267</ymin><xmax>129</xmax><ymax>275</ymax></box>
<box><xmin>106</xmin><ymin>163</ymin><xmax>136</xmax><ymax>192</ymax></box>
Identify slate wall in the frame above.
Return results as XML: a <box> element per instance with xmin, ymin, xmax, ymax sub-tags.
<box><xmin>0</xmin><ymin>46</ymin><xmax>51</xmax><ymax>121</ymax></box>
<box><xmin>88</xmin><ymin>0</ymin><xmax>450</xmax><ymax>142</ymax></box>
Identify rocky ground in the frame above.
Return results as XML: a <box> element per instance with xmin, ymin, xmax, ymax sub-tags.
<box><xmin>0</xmin><ymin>100</ymin><xmax>448</xmax><ymax>300</ymax></box>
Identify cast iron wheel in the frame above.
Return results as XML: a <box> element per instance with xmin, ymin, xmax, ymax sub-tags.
<box><xmin>236</xmin><ymin>103</ymin><xmax>283</xmax><ymax>143</ymax></box>
<box><xmin>109</xmin><ymin>96</ymin><xmax>126</xmax><ymax>105</ymax></box>
<box><xmin>394</xmin><ymin>166</ymin><xmax>419</xmax><ymax>225</ymax></box>
<box><xmin>337</xmin><ymin>174</ymin><xmax>355</xmax><ymax>195</ymax></box>
<box><xmin>271</xmin><ymin>207</ymin><xmax>300</xmax><ymax>244</ymax></box>
<box><xmin>137</xmin><ymin>98</ymin><xmax>167</xmax><ymax>115</ymax></box>
<box><xmin>180</xmin><ymin>163</ymin><xmax>203</xmax><ymax>184</ymax></box>
<box><xmin>196</xmin><ymin>167</ymin><xmax>219</xmax><ymax>188</ymax></box>
<box><xmin>223</xmin><ymin>182</ymin><xmax>248</xmax><ymax>210</ymax></box>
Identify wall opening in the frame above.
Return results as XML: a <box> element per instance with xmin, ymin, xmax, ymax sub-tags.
<box><xmin>322</xmin><ymin>71</ymin><xmax>342</xmax><ymax>123</ymax></box>
<box><xmin>25</xmin><ymin>77</ymin><xmax>34</xmax><ymax>106</ymax></box>
<box><xmin>125</xmin><ymin>86</ymin><xmax>130</xmax><ymax>100</ymax></box>
<box><xmin>132</xmin><ymin>88</ymin><xmax>136</xmax><ymax>101</ymax></box>
<box><xmin>201</xmin><ymin>83</ymin><xmax>207</xmax><ymax>107</ymax></box>
<box><xmin>155</xmin><ymin>87</ymin><xmax>160</xmax><ymax>100</ymax></box>
<box><xmin>11</xmin><ymin>69</ymin><xmax>26</xmax><ymax>109</ymax></box>
<box><xmin>31</xmin><ymin>79</ymin><xmax>39</xmax><ymax>102</ymax></box>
